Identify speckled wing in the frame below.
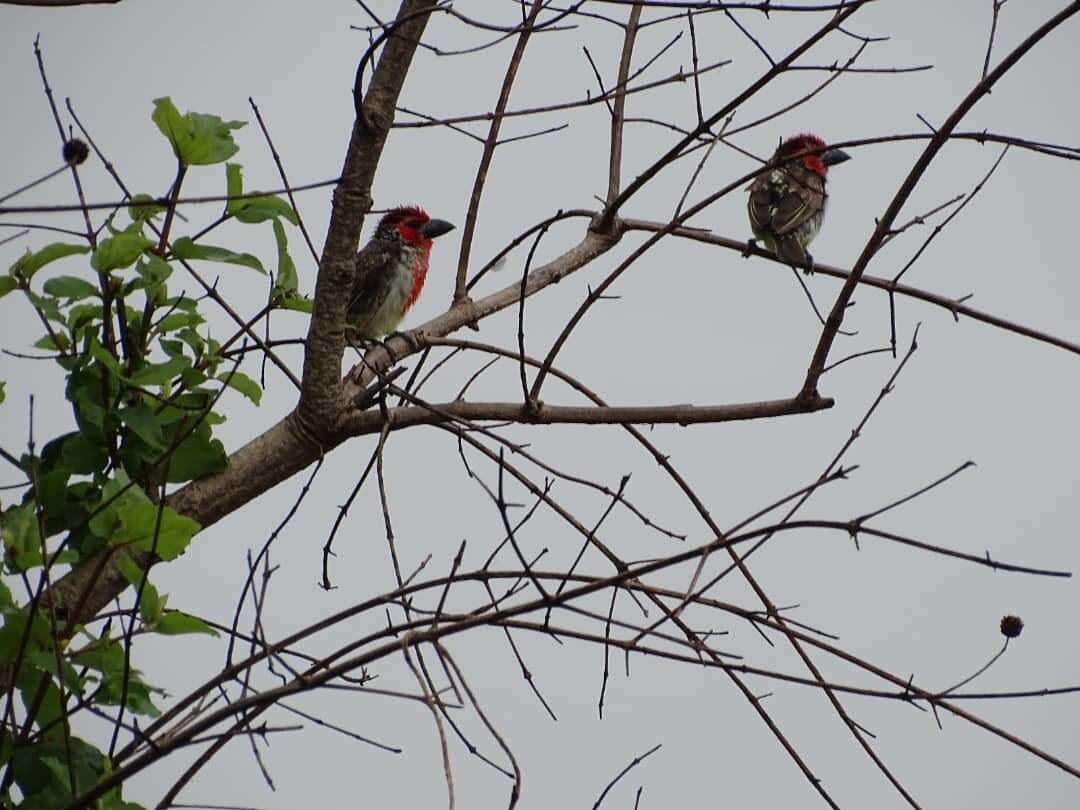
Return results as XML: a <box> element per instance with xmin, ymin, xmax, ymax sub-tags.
<box><xmin>750</xmin><ymin>166</ymin><xmax>824</xmax><ymax>238</ymax></box>
<box><xmin>772</xmin><ymin>183</ymin><xmax>823</xmax><ymax>239</ymax></box>
<box><xmin>346</xmin><ymin>242</ymin><xmax>396</xmax><ymax>338</ymax></box>
<box><xmin>747</xmin><ymin>178</ymin><xmax>776</xmax><ymax>238</ymax></box>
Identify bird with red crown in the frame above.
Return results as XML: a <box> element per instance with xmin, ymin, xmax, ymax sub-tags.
<box><xmin>746</xmin><ymin>134</ymin><xmax>850</xmax><ymax>275</ymax></box>
<box><xmin>346</xmin><ymin>205</ymin><xmax>455</xmax><ymax>341</ymax></box>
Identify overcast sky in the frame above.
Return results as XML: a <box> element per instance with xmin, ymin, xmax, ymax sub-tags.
<box><xmin>3</xmin><ymin>1</ymin><xmax>1080</xmax><ymax>807</ymax></box>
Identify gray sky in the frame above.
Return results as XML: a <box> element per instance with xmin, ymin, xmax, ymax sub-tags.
<box><xmin>3</xmin><ymin>1</ymin><xmax>1080</xmax><ymax>807</ymax></box>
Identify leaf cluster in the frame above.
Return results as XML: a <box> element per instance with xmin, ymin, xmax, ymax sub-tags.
<box><xmin>0</xmin><ymin>97</ymin><xmax>312</xmax><ymax>808</ymax></box>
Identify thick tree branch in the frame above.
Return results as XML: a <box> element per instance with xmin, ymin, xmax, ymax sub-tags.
<box><xmin>37</xmin><ymin>0</ymin><xmax>441</xmax><ymax>639</ymax></box>
<box><xmin>298</xmin><ymin>0</ymin><xmax>439</xmax><ymax>440</ymax></box>
<box><xmin>337</xmin><ymin>395</ymin><xmax>834</xmax><ymax>434</ymax></box>
<box><xmin>339</xmin><ymin>228</ymin><xmax>619</xmax><ymax>400</ymax></box>
<box><xmin>41</xmin><ymin>226</ymin><xmax>618</xmax><ymax>634</ymax></box>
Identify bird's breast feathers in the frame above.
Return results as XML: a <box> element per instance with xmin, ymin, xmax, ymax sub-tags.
<box><xmin>359</xmin><ymin>250</ymin><xmax>425</xmax><ymax>337</ymax></box>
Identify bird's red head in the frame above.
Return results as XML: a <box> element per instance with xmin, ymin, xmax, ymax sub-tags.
<box><xmin>376</xmin><ymin>205</ymin><xmax>456</xmax><ymax>250</ymax></box>
<box><xmin>777</xmin><ymin>133</ymin><xmax>851</xmax><ymax>177</ymax></box>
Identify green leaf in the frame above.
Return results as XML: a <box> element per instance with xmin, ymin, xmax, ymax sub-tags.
<box><xmin>162</xmin><ymin>295</ymin><xmax>198</xmax><ymax>313</ymax></box>
<box><xmin>0</xmin><ymin>380</ymin><xmax>5</xmax><ymax>404</ymax></box>
<box><xmin>88</xmin><ymin>337</ymin><xmax>124</xmax><ymax>379</ymax></box>
<box><xmin>35</xmin><ymin>468</ymin><xmax>71</xmax><ymax>522</ymax></box>
<box><xmin>225</xmin><ymin>164</ymin><xmax>299</xmax><ymax>224</ymax></box>
<box><xmin>171</xmin><ymin>237</ymin><xmax>265</xmax><ymax>274</ymax></box>
<box><xmin>12</xmin><ymin>737</ymin><xmax>135</xmax><ymax>807</ymax></box>
<box><xmin>202</xmin><ymin>409</ymin><xmax>226</xmax><ymax>426</ymax></box>
<box><xmin>12</xmin><ymin>738</ymin><xmax>108</xmax><ymax>801</ymax></box>
<box><xmin>151</xmin><ymin>97</ymin><xmax>245</xmax><ymax>167</ymax></box>
<box><xmin>33</xmin><ymin>333</ymin><xmax>70</xmax><ymax>352</ymax></box>
<box><xmin>68</xmin><ymin>365</ymin><xmax>111</xmax><ymax>430</ymax></box>
<box><xmin>25</xmin><ymin>290</ymin><xmax>64</xmax><ymax>323</ymax></box>
<box><xmin>225</xmin><ymin>162</ymin><xmax>243</xmax><ymax>208</ymax></box>
<box><xmin>25</xmin><ymin>650</ymin><xmax>83</xmax><ymax>694</ymax></box>
<box><xmin>217</xmin><ymin>369</ymin><xmax>261</xmax><ymax>405</ymax></box>
<box><xmin>127</xmin><ymin>355</ymin><xmax>191</xmax><ymax>387</ymax></box>
<box><xmin>88</xmin><ymin>470</ymin><xmax>150</xmax><ymax>539</ymax></box>
<box><xmin>117</xmin><ymin>405</ymin><xmax>164</xmax><ymax>448</ymax></box>
<box><xmin>1</xmin><ymin>503</ymin><xmax>42</xmax><ymax>571</ymax></box>
<box><xmin>60</xmin><ymin>432</ymin><xmax>108</xmax><ymax>474</ymax></box>
<box><xmin>176</xmin><ymin>327</ymin><xmax>206</xmax><ymax>358</ymax></box>
<box><xmin>0</xmin><ymin>610</ymin><xmax>52</xmax><ymax>663</ymax></box>
<box><xmin>170</xmin><ymin>390</ymin><xmax>212</xmax><ymax>412</ymax></box>
<box><xmin>278</xmin><ymin>294</ymin><xmax>314</xmax><ymax>314</ymax></box>
<box><xmin>116</xmin><ymin>678</ymin><xmax>161</xmax><ymax>717</ymax></box>
<box><xmin>150</xmin><ymin>97</ymin><xmax>187</xmax><ymax>157</ymax></box>
<box><xmin>114</xmin><ymin>552</ymin><xmax>161</xmax><ymax>623</ymax></box>
<box><xmin>153</xmin><ymin>610</ymin><xmax>219</xmax><ymax>636</ymax></box>
<box><xmin>8</xmin><ymin>243</ymin><xmax>89</xmax><ymax>282</ymax></box>
<box><xmin>20</xmin><ymin>680</ymin><xmax>66</xmax><ymax>743</ymax></box>
<box><xmin>69</xmin><ymin>636</ymin><xmax>122</xmax><ymax>676</ymax></box>
<box><xmin>91</xmin><ymin>229</ymin><xmax>153</xmax><ymax>273</ymax></box>
<box><xmin>134</xmin><ymin>254</ymin><xmax>172</xmax><ymax>292</ymax></box>
<box><xmin>159</xmin><ymin>339</ymin><xmax>185</xmax><ymax>358</ymax></box>
<box><xmin>0</xmin><ymin>276</ymin><xmax>18</xmax><ymax>298</ymax></box>
<box><xmin>128</xmin><ymin>193</ymin><xmax>166</xmax><ymax>223</ymax></box>
<box><xmin>165</xmin><ymin>425</ymin><xmax>227</xmax><ymax>483</ymax></box>
<box><xmin>70</xmin><ymin>635</ymin><xmax>162</xmax><ymax>718</ymax></box>
<box><xmin>238</xmin><ymin>195</ymin><xmax>300</xmax><ymax>225</ymax></box>
<box><xmin>43</xmin><ymin>275</ymin><xmax>99</xmax><ymax>301</ymax></box>
<box><xmin>154</xmin><ymin>311</ymin><xmax>204</xmax><ymax>333</ymax></box>
<box><xmin>180</xmin><ymin>367</ymin><xmax>207</xmax><ymax>389</ymax></box>
<box><xmin>66</xmin><ymin>301</ymin><xmax>102</xmax><ymax>332</ymax></box>
<box><xmin>272</xmin><ymin>219</ymin><xmax>298</xmax><ymax>296</ymax></box>
<box><xmin>111</xmin><ymin>500</ymin><xmax>200</xmax><ymax>561</ymax></box>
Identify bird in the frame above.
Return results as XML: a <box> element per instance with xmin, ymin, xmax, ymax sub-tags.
<box><xmin>746</xmin><ymin>133</ymin><xmax>850</xmax><ymax>275</ymax></box>
<box><xmin>346</xmin><ymin>205</ymin><xmax>455</xmax><ymax>342</ymax></box>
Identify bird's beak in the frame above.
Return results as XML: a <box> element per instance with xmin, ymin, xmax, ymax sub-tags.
<box><xmin>821</xmin><ymin>148</ymin><xmax>851</xmax><ymax>167</ymax></box>
<box><xmin>421</xmin><ymin>219</ymin><xmax>456</xmax><ymax>239</ymax></box>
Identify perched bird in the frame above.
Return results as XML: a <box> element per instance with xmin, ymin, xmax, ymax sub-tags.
<box><xmin>346</xmin><ymin>205</ymin><xmax>455</xmax><ymax>341</ymax></box>
<box><xmin>746</xmin><ymin>133</ymin><xmax>850</xmax><ymax>274</ymax></box>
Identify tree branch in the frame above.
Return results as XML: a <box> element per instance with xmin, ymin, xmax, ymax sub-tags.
<box><xmin>799</xmin><ymin>1</ymin><xmax>1080</xmax><ymax>399</ymax></box>
<box><xmin>453</xmin><ymin>0</ymin><xmax>545</xmax><ymax>304</ymax></box>
<box><xmin>297</xmin><ymin>0</ymin><xmax>439</xmax><ymax>440</ymax></box>
<box><xmin>621</xmin><ymin>218</ymin><xmax>1080</xmax><ymax>360</ymax></box>
<box><xmin>337</xmin><ymin>395</ymin><xmax>834</xmax><ymax>434</ymax></box>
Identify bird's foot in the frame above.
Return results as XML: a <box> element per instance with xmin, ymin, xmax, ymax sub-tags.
<box><xmin>743</xmin><ymin>238</ymin><xmax>758</xmax><ymax>258</ymax></box>
<box><xmin>802</xmin><ymin>253</ymin><xmax>816</xmax><ymax>276</ymax></box>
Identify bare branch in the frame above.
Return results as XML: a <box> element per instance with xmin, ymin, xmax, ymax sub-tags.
<box><xmin>453</xmin><ymin>0</ymin><xmax>546</xmax><ymax>305</ymax></box>
<box><xmin>297</xmin><ymin>0</ymin><xmax>440</xmax><ymax>437</ymax></box>
<box><xmin>800</xmin><ymin>2</ymin><xmax>1080</xmax><ymax>399</ymax></box>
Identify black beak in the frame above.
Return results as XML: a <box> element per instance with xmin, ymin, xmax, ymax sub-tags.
<box><xmin>421</xmin><ymin>219</ymin><xmax>456</xmax><ymax>239</ymax></box>
<box><xmin>821</xmin><ymin>148</ymin><xmax>851</xmax><ymax>167</ymax></box>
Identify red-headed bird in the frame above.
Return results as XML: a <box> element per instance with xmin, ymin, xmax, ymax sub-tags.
<box><xmin>746</xmin><ymin>134</ymin><xmax>850</xmax><ymax>274</ymax></box>
<box><xmin>346</xmin><ymin>205</ymin><xmax>455</xmax><ymax>341</ymax></box>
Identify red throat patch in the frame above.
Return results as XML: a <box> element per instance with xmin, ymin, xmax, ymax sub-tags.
<box><xmin>405</xmin><ymin>251</ymin><xmax>430</xmax><ymax>310</ymax></box>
